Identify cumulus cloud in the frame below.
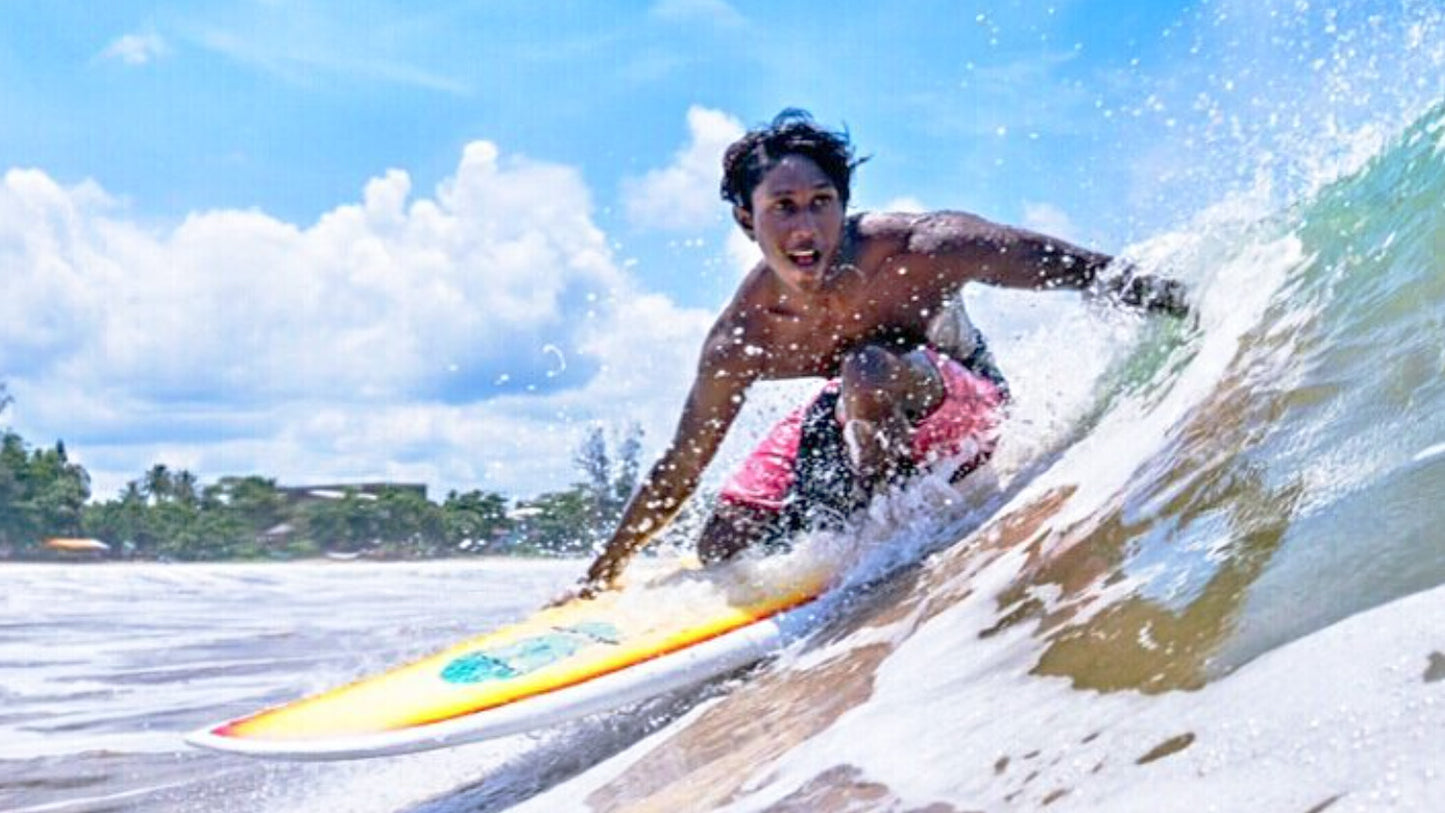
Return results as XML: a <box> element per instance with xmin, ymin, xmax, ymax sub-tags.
<box><xmin>1021</xmin><ymin>201</ymin><xmax>1079</xmax><ymax>241</ymax></box>
<box><xmin>622</xmin><ymin>106</ymin><xmax>743</xmax><ymax>232</ymax></box>
<box><xmin>99</xmin><ymin>32</ymin><xmax>168</xmax><ymax>66</ymax></box>
<box><xmin>881</xmin><ymin>196</ymin><xmax>928</xmax><ymax>213</ymax></box>
<box><xmin>725</xmin><ymin>227</ymin><xmax>761</xmax><ymax>276</ymax></box>
<box><xmin>3</xmin><ymin>147</ymin><xmax>621</xmax><ymax>402</ymax></box>
<box><xmin>1</xmin><ymin>143</ymin><xmax>712</xmax><ymax>498</ymax></box>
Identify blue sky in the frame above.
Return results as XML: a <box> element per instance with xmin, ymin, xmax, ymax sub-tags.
<box><xmin>5</xmin><ymin>2</ymin><xmax>1192</xmax><ymax>274</ymax></box>
<box><xmin>2</xmin><ymin>0</ymin><xmax>1441</xmax><ymax>500</ymax></box>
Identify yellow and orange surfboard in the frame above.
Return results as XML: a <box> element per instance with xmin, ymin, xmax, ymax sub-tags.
<box><xmin>186</xmin><ymin>557</ymin><xmax>835</xmax><ymax>760</ymax></box>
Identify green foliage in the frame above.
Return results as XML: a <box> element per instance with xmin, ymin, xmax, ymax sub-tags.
<box><xmin>442</xmin><ymin>490</ymin><xmax>511</xmax><ymax>552</ymax></box>
<box><xmin>0</xmin><ymin>400</ymin><xmax>645</xmax><ymax>561</ymax></box>
<box><xmin>208</xmin><ymin>476</ymin><xmax>287</xmax><ymax>533</ymax></box>
<box><xmin>0</xmin><ymin>432</ymin><xmax>91</xmax><ymax>555</ymax></box>
<box><xmin>295</xmin><ymin>486</ymin><xmax>458</xmax><ymax>558</ymax></box>
<box><xmin>510</xmin><ymin>488</ymin><xmax>595</xmax><ymax>556</ymax></box>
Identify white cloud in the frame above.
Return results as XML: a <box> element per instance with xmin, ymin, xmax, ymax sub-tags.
<box><xmin>881</xmin><ymin>196</ymin><xmax>928</xmax><ymax>213</ymax></box>
<box><xmin>1021</xmin><ymin>201</ymin><xmax>1079</xmax><ymax>241</ymax></box>
<box><xmin>190</xmin><ymin>22</ymin><xmax>470</xmax><ymax>95</ymax></box>
<box><xmin>99</xmin><ymin>32</ymin><xmax>169</xmax><ymax>66</ymax></box>
<box><xmin>1</xmin><ymin>144</ymin><xmax>712</xmax><ymax>499</ymax></box>
<box><xmin>622</xmin><ymin>106</ymin><xmax>744</xmax><ymax>232</ymax></box>
<box><xmin>725</xmin><ymin>227</ymin><xmax>761</xmax><ymax>276</ymax></box>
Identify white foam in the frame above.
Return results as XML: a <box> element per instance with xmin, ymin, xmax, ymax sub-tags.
<box><xmin>1412</xmin><ymin>442</ymin><xmax>1445</xmax><ymax>463</ymax></box>
<box><xmin>724</xmin><ymin>559</ymin><xmax>1445</xmax><ymax>811</ymax></box>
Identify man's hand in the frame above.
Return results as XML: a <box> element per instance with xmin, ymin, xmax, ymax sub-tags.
<box><xmin>545</xmin><ymin>547</ymin><xmax>629</xmax><ymax>607</ymax></box>
<box><xmin>546</xmin><ymin>558</ymin><xmax>626</xmax><ymax>607</ymax></box>
<box><xmin>1093</xmin><ymin>268</ymin><xmax>1192</xmax><ymax>319</ymax></box>
<box><xmin>545</xmin><ymin>576</ymin><xmax>611</xmax><ymax>608</ymax></box>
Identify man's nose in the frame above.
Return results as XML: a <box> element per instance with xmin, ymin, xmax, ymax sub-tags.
<box><xmin>791</xmin><ymin>210</ymin><xmax>821</xmax><ymax>237</ymax></box>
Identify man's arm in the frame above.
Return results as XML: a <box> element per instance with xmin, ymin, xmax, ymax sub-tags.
<box><xmin>907</xmin><ymin>212</ymin><xmax>1190</xmax><ymax>316</ymax></box>
<box><xmin>579</xmin><ymin>329</ymin><xmax>757</xmax><ymax>595</ymax></box>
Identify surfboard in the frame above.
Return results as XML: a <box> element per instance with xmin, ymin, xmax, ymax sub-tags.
<box><xmin>185</xmin><ymin>556</ymin><xmax>836</xmax><ymax>760</ymax></box>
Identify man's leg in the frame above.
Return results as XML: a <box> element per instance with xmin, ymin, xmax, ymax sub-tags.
<box><xmin>701</xmin><ymin>397</ymin><xmax>811</xmax><ymax>564</ymax></box>
<box><xmin>697</xmin><ymin>499</ymin><xmax>779</xmax><ymax>564</ymax></box>
<box><xmin>699</xmin><ymin>345</ymin><xmax>945</xmax><ymax>565</ymax></box>
<box><xmin>837</xmin><ymin>345</ymin><xmax>945</xmax><ymax>483</ymax></box>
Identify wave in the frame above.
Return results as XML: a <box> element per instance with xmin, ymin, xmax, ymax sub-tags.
<box><xmin>479</xmin><ymin>96</ymin><xmax>1445</xmax><ymax>811</ymax></box>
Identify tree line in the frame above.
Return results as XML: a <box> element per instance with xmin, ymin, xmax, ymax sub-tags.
<box><xmin>0</xmin><ymin>384</ymin><xmax>645</xmax><ymax>562</ymax></box>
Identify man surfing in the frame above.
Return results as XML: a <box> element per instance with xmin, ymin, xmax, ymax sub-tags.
<box><xmin>574</xmin><ymin>110</ymin><xmax>1188</xmax><ymax>597</ymax></box>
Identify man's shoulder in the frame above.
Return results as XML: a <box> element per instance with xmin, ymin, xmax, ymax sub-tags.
<box><xmin>853</xmin><ymin>210</ymin><xmax>995</xmax><ymax>254</ymax></box>
<box><xmin>851</xmin><ymin>211</ymin><xmax>916</xmax><ymax>242</ymax></box>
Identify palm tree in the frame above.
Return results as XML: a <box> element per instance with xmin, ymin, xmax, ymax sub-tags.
<box><xmin>143</xmin><ymin>464</ymin><xmax>174</xmax><ymax>504</ymax></box>
<box><xmin>173</xmin><ymin>470</ymin><xmax>199</xmax><ymax>507</ymax></box>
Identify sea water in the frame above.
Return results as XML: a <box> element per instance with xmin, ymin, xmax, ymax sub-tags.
<box><xmin>0</xmin><ymin>560</ymin><xmax>577</xmax><ymax>812</ymax></box>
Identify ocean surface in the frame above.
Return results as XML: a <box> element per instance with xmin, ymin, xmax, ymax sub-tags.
<box><xmin>10</xmin><ymin>7</ymin><xmax>1445</xmax><ymax>812</ymax></box>
<box><xmin>1</xmin><ymin>560</ymin><xmax>622</xmax><ymax>811</ymax></box>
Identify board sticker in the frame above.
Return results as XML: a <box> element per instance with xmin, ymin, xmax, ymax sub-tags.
<box><xmin>440</xmin><ymin>621</ymin><xmax>622</xmax><ymax>684</ymax></box>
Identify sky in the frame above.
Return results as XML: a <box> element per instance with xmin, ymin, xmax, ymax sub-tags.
<box><xmin>2</xmin><ymin>0</ymin><xmax>1441</xmax><ymax>501</ymax></box>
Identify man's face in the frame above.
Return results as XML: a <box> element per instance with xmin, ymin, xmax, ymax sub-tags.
<box><xmin>740</xmin><ymin>154</ymin><xmax>845</xmax><ymax>294</ymax></box>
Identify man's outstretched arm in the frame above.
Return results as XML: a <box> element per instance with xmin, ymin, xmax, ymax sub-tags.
<box><xmin>908</xmin><ymin>212</ymin><xmax>1191</xmax><ymax>317</ymax></box>
<box><xmin>579</xmin><ymin>336</ymin><xmax>755</xmax><ymax>596</ymax></box>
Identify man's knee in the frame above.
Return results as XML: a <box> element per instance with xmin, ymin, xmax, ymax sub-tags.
<box><xmin>842</xmin><ymin>345</ymin><xmax>945</xmax><ymax>423</ymax></box>
<box><xmin>840</xmin><ymin>345</ymin><xmax>903</xmax><ymax>390</ymax></box>
<box><xmin>839</xmin><ymin>345</ymin><xmax>908</xmax><ymax>417</ymax></box>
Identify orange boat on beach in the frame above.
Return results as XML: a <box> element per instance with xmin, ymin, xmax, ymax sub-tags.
<box><xmin>43</xmin><ymin>538</ymin><xmax>111</xmax><ymax>553</ymax></box>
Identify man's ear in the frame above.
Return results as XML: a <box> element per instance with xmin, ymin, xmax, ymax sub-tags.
<box><xmin>732</xmin><ymin>205</ymin><xmax>755</xmax><ymax>240</ymax></box>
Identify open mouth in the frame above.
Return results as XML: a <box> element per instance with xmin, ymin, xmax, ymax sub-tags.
<box><xmin>787</xmin><ymin>248</ymin><xmax>823</xmax><ymax>269</ymax></box>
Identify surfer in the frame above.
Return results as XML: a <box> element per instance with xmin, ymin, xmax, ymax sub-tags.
<box><xmin>573</xmin><ymin>109</ymin><xmax>1189</xmax><ymax>598</ymax></box>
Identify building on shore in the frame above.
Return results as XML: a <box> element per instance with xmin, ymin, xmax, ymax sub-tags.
<box><xmin>277</xmin><ymin>482</ymin><xmax>427</xmax><ymax>505</ymax></box>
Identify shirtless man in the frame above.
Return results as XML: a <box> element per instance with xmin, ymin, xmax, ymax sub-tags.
<box><xmin>575</xmin><ymin>110</ymin><xmax>1188</xmax><ymax>597</ymax></box>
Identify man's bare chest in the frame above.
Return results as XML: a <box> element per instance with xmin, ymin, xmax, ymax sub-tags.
<box><xmin>749</xmin><ymin>304</ymin><xmax>933</xmax><ymax>379</ymax></box>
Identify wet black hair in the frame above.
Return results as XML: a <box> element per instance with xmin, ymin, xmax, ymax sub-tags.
<box><xmin>720</xmin><ymin>109</ymin><xmax>865</xmax><ymax>212</ymax></box>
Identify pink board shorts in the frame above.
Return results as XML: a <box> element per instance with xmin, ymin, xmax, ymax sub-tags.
<box><xmin>718</xmin><ymin>348</ymin><xmax>1007</xmax><ymax>513</ymax></box>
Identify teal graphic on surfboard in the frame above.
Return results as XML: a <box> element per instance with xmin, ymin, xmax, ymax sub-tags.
<box><xmin>440</xmin><ymin>622</ymin><xmax>622</xmax><ymax>684</ymax></box>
